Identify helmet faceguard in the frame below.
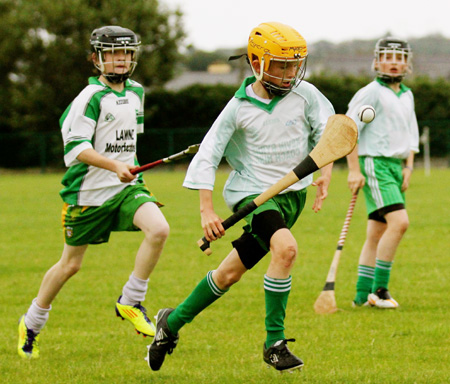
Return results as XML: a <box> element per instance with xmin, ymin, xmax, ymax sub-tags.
<box><xmin>373</xmin><ymin>37</ymin><xmax>412</xmax><ymax>83</ymax></box>
<box><xmin>247</xmin><ymin>22</ymin><xmax>308</xmax><ymax>96</ymax></box>
<box><xmin>90</xmin><ymin>26</ymin><xmax>141</xmax><ymax>84</ymax></box>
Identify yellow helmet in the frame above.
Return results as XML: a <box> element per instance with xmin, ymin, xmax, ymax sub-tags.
<box><xmin>247</xmin><ymin>22</ymin><xmax>308</xmax><ymax>95</ymax></box>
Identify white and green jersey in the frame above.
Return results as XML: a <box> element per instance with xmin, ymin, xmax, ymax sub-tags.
<box><xmin>346</xmin><ymin>78</ymin><xmax>419</xmax><ymax>159</ymax></box>
<box><xmin>60</xmin><ymin>77</ymin><xmax>145</xmax><ymax>206</ymax></box>
<box><xmin>183</xmin><ymin>76</ymin><xmax>335</xmax><ymax>210</ymax></box>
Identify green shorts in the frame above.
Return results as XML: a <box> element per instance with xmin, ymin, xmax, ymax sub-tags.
<box><xmin>62</xmin><ymin>184</ymin><xmax>160</xmax><ymax>246</ymax></box>
<box><xmin>359</xmin><ymin>156</ymin><xmax>405</xmax><ymax>215</ymax></box>
<box><xmin>235</xmin><ymin>189</ymin><xmax>307</xmax><ymax>246</ymax></box>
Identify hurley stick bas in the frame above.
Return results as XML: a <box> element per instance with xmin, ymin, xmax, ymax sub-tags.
<box><xmin>313</xmin><ymin>191</ymin><xmax>359</xmax><ymax>314</ymax></box>
<box><xmin>197</xmin><ymin>114</ymin><xmax>358</xmax><ymax>255</ymax></box>
<box><xmin>130</xmin><ymin>144</ymin><xmax>200</xmax><ymax>175</ymax></box>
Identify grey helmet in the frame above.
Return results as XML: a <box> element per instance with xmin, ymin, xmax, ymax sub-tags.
<box><xmin>90</xmin><ymin>26</ymin><xmax>141</xmax><ymax>83</ymax></box>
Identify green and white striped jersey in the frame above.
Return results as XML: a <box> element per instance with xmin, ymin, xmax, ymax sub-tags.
<box><xmin>60</xmin><ymin>77</ymin><xmax>144</xmax><ymax>206</ymax></box>
<box><xmin>346</xmin><ymin>78</ymin><xmax>419</xmax><ymax>159</ymax></box>
<box><xmin>183</xmin><ymin>76</ymin><xmax>335</xmax><ymax>210</ymax></box>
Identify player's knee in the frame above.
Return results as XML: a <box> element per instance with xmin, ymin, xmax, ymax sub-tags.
<box><xmin>154</xmin><ymin>221</ymin><xmax>170</xmax><ymax>241</ymax></box>
<box><xmin>387</xmin><ymin>213</ymin><xmax>409</xmax><ymax>235</ymax></box>
<box><xmin>60</xmin><ymin>260</ymin><xmax>82</xmax><ymax>277</ymax></box>
<box><xmin>271</xmin><ymin>241</ymin><xmax>298</xmax><ymax>268</ymax></box>
<box><xmin>397</xmin><ymin>217</ymin><xmax>409</xmax><ymax>234</ymax></box>
<box><xmin>144</xmin><ymin>221</ymin><xmax>170</xmax><ymax>244</ymax></box>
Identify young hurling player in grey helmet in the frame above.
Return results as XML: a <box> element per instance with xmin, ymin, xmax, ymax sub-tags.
<box><xmin>345</xmin><ymin>37</ymin><xmax>418</xmax><ymax>309</ymax></box>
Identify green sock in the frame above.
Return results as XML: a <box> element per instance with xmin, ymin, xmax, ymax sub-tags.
<box><xmin>264</xmin><ymin>275</ymin><xmax>291</xmax><ymax>348</ymax></box>
<box><xmin>373</xmin><ymin>259</ymin><xmax>393</xmax><ymax>291</ymax></box>
<box><xmin>167</xmin><ymin>270</ymin><xmax>228</xmax><ymax>334</ymax></box>
<box><xmin>354</xmin><ymin>265</ymin><xmax>375</xmax><ymax>304</ymax></box>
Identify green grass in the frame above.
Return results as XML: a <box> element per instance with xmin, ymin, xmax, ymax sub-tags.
<box><xmin>1</xmin><ymin>168</ymin><xmax>449</xmax><ymax>383</ymax></box>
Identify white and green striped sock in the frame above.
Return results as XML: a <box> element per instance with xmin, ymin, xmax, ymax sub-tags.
<box><xmin>373</xmin><ymin>259</ymin><xmax>394</xmax><ymax>291</ymax></box>
<box><xmin>264</xmin><ymin>275</ymin><xmax>291</xmax><ymax>348</ymax></box>
<box><xmin>355</xmin><ymin>265</ymin><xmax>375</xmax><ymax>304</ymax></box>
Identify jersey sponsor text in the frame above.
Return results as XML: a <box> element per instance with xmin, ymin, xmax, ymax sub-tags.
<box><xmin>105</xmin><ymin>143</ymin><xmax>136</xmax><ymax>153</ymax></box>
<box><xmin>254</xmin><ymin>138</ymin><xmax>301</xmax><ymax>164</ymax></box>
<box><xmin>116</xmin><ymin>129</ymin><xmax>135</xmax><ymax>140</ymax></box>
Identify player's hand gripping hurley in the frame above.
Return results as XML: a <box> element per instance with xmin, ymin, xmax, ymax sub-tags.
<box><xmin>197</xmin><ymin>114</ymin><xmax>358</xmax><ymax>255</ymax></box>
<box><xmin>313</xmin><ymin>191</ymin><xmax>359</xmax><ymax>314</ymax></box>
<box><xmin>130</xmin><ymin>144</ymin><xmax>200</xmax><ymax>175</ymax></box>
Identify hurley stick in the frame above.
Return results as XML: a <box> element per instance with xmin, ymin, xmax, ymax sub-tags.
<box><xmin>313</xmin><ymin>192</ymin><xmax>359</xmax><ymax>314</ymax></box>
<box><xmin>131</xmin><ymin>144</ymin><xmax>200</xmax><ymax>175</ymax></box>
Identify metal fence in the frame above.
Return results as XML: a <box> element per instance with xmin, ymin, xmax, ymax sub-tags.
<box><xmin>0</xmin><ymin>128</ymin><xmax>208</xmax><ymax>173</ymax></box>
<box><xmin>0</xmin><ymin>122</ymin><xmax>448</xmax><ymax>173</ymax></box>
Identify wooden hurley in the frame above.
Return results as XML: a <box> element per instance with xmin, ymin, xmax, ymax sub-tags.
<box><xmin>313</xmin><ymin>192</ymin><xmax>359</xmax><ymax>314</ymax></box>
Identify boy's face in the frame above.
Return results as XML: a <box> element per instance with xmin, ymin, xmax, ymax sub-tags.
<box><xmin>264</xmin><ymin>59</ymin><xmax>303</xmax><ymax>90</ymax></box>
<box><xmin>377</xmin><ymin>51</ymin><xmax>409</xmax><ymax>77</ymax></box>
<box><xmin>94</xmin><ymin>49</ymin><xmax>134</xmax><ymax>74</ymax></box>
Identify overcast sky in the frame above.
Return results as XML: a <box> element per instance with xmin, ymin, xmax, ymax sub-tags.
<box><xmin>160</xmin><ymin>0</ymin><xmax>450</xmax><ymax>51</ymax></box>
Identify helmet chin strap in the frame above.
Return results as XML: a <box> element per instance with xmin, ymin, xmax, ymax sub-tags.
<box><xmin>378</xmin><ymin>74</ymin><xmax>404</xmax><ymax>84</ymax></box>
<box><xmin>250</xmin><ymin>55</ymin><xmax>306</xmax><ymax>97</ymax></box>
<box><xmin>103</xmin><ymin>72</ymin><xmax>131</xmax><ymax>84</ymax></box>
<box><xmin>250</xmin><ymin>57</ymin><xmax>265</xmax><ymax>81</ymax></box>
<box><xmin>261</xmin><ymin>80</ymin><xmax>292</xmax><ymax>97</ymax></box>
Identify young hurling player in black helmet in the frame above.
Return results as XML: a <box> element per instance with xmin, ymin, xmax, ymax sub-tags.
<box><xmin>18</xmin><ymin>26</ymin><xmax>169</xmax><ymax>359</ymax></box>
<box><xmin>345</xmin><ymin>37</ymin><xmax>419</xmax><ymax>309</ymax></box>
<box><xmin>148</xmin><ymin>21</ymin><xmax>335</xmax><ymax>373</ymax></box>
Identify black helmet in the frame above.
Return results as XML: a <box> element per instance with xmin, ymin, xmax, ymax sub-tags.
<box><xmin>373</xmin><ymin>37</ymin><xmax>412</xmax><ymax>83</ymax></box>
<box><xmin>90</xmin><ymin>26</ymin><xmax>141</xmax><ymax>83</ymax></box>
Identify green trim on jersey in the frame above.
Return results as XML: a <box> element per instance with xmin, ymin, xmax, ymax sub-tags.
<box><xmin>86</xmin><ymin>89</ymin><xmax>110</xmax><ymax>121</ymax></box>
<box><xmin>126</xmin><ymin>79</ymin><xmax>145</xmax><ymax>97</ymax></box>
<box><xmin>60</xmin><ymin>162</ymin><xmax>90</xmax><ymax>205</ymax></box>
<box><xmin>88</xmin><ymin>77</ymin><xmax>144</xmax><ymax>97</ymax></box>
<box><xmin>64</xmin><ymin>140</ymin><xmax>91</xmax><ymax>156</ymax></box>
<box><xmin>376</xmin><ymin>77</ymin><xmax>411</xmax><ymax>96</ymax></box>
<box><xmin>234</xmin><ymin>76</ymin><xmax>283</xmax><ymax>113</ymax></box>
<box><xmin>127</xmin><ymin>81</ymin><xmax>144</xmax><ymax>124</ymax></box>
<box><xmin>60</xmin><ymin>102</ymin><xmax>72</xmax><ymax>127</ymax></box>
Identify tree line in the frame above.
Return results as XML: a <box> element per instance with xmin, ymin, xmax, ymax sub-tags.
<box><xmin>0</xmin><ymin>0</ymin><xmax>184</xmax><ymax>136</ymax></box>
<box><xmin>0</xmin><ymin>0</ymin><xmax>448</xmax><ymax>169</ymax></box>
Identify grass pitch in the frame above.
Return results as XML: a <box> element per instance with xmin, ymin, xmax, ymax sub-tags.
<box><xmin>0</xmin><ymin>168</ymin><xmax>449</xmax><ymax>383</ymax></box>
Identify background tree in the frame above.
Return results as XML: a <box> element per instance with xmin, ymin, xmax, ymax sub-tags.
<box><xmin>1</xmin><ymin>7</ymin><xmax>449</xmax><ymax>169</ymax></box>
<box><xmin>0</xmin><ymin>0</ymin><xmax>184</xmax><ymax>167</ymax></box>
<box><xmin>1</xmin><ymin>0</ymin><xmax>184</xmax><ymax>135</ymax></box>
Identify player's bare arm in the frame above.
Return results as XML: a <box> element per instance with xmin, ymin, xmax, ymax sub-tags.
<box><xmin>77</xmin><ymin>148</ymin><xmax>136</xmax><ymax>183</ymax></box>
<box><xmin>346</xmin><ymin>145</ymin><xmax>365</xmax><ymax>194</ymax></box>
<box><xmin>311</xmin><ymin>163</ymin><xmax>333</xmax><ymax>212</ymax></box>
<box><xmin>402</xmin><ymin>151</ymin><xmax>415</xmax><ymax>192</ymax></box>
<box><xmin>199</xmin><ymin>189</ymin><xmax>225</xmax><ymax>241</ymax></box>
